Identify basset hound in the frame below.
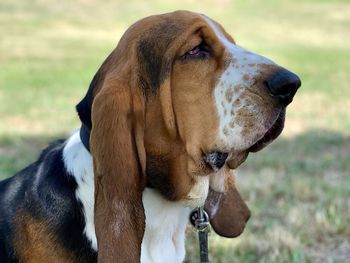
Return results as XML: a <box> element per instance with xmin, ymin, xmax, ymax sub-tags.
<box><xmin>0</xmin><ymin>11</ymin><xmax>300</xmax><ymax>263</ymax></box>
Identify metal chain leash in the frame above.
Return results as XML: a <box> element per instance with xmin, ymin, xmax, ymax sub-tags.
<box><xmin>189</xmin><ymin>206</ymin><xmax>210</xmax><ymax>263</ymax></box>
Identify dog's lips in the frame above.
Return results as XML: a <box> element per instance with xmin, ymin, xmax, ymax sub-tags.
<box><xmin>205</xmin><ymin>109</ymin><xmax>286</xmax><ymax>170</ymax></box>
<box><xmin>226</xmin><ymin>151</ymin><xmax>249</xmax><ymax>170</ymax></box>
<box><xmin>226</xmin><ymin>109</ymin><xmax>286</xmax><ymax>169</ymax></box>
<box><xmin>248</xmin><ymin>108</ymin><xmax>286</xmax><ymax>153</ymax></box>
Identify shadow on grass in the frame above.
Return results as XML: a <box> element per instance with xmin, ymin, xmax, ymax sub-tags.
<box><xmin>1</xmin><ymin>128</ymin><xmax>348</xmax><ymax>180</ymax></box>
<box><xmin>241</xmin><ymin>128</ymin><xmax>350</xmax><ymax>176</ymax></box>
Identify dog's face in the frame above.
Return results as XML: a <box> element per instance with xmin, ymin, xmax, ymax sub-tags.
<box><xmin>140</xmin><ymin>11</ymin><xmax>300</xmax><ymax>207</ymax></box>
<box><xmin>77</xmin><ymin>11</ymin><xmax>300</xmax><ymax>256</ymax></box>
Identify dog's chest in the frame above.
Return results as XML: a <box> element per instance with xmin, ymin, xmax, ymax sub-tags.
<box><xmin>141</xmin><ymin>188</ymin><xmax>190</xmax><ymax>263</ymax></box>
<box><xmin>63</xmin><ymin>131</ymin><xmax>190</xmax><ymax>263</ymax></box>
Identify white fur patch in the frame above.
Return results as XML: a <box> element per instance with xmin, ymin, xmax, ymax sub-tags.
<box><xmin>63</xmin><ymin>130</ymin><xmax>97</xmax><ymax>251</ymax></box>
<box><xmin>141</xmin><ymin>189</ymin><xmax>190</xmax><ymax>263</ymax></box>
<box><xmin>182</xmin><ymin>175</ymin><xmax>209</xmax><ymax>208</ymax></box>
<box><xmin>209</xmin><ymin>169</ymin><xmax>226</xmax><ymax>192</ymax></box>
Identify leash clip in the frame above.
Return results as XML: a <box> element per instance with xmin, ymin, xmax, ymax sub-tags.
<box><xmin>190</xmin><ymin>206</ymin><xmax>210</xmax><ymax>232</ymax></box>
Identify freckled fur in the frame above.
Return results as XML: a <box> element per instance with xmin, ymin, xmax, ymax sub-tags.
<box><xmin>202</xmin><ymin>15</ymin><xmax>283</xmax><ymax>151</ymax></box>
<box><xmin>225</xmin><ymin>89</ymin><xmax>234</xmax><ymax>102</ymax></box>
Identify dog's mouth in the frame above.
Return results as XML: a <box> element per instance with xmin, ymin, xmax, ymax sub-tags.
<box><xmin>204</xmin><ymin>108</ymin><xmax>286</xmax><ymax>171</ymax></box>
<box><xmin>248</xmin><ymin>108</ymin><xmax>285</xmax><ymax>153</ymax></box>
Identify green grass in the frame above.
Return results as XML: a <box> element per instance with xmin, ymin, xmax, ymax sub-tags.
<box><xmin>1</xmin><ymin>0</ymin><xmax>349</xmax><ymax>262</ymax></box>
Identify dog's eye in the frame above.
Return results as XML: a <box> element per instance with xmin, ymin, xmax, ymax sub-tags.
<box><xmin>183</xmin><ymin>42</ymin><xmax>210</xmax><ymax>59</ymax></box>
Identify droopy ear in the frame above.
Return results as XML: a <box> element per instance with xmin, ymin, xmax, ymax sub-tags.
<box><xmin>78</xmin><ymin>57</ymin><xmax>146</xmax><ymax>261</ymax></box>
<box><xmin>204</xmin><ymin>176</ymin><xmax>251</xmax><ymax>238</ymax></box>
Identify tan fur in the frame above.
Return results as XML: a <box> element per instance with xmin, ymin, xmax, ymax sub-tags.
<box><xmin>14</xmin><ymin>213</ymin><xmax>78</xmax><ymax>263</ymax></box>
<box><xmin>91</xmin><ymin>60</ymin><xmax>146</xmax><ymax>262</ymax></box>
<box><xmin>144</xmin><ymin>13</ymin><xmax>229</xmax><ymax>201</ymax></box>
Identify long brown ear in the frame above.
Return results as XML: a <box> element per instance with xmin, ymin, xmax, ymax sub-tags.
<box><xmin>90</xmin><ymin>64</ymin><xmax>146</xmax><ymax>261</ymax></box>
<box><xmin>204</xmin><ymin>175</ymin><xmax>250</xmax><ymax>238</ymax></box>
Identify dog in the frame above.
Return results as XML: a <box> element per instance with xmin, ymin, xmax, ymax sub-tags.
<box><xmin>0</xmin><ymin>11</ymin><xmax>300</xmax><ymax>263</ymax></box>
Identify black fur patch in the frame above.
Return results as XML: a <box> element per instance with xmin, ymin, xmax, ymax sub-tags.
<box><xmin>76</xmin><ymin>51</ymin><xmax>116</xmax><ymax>130</ymax></box>
<box><xmin>76</xmin><ymin>72</ymin><xmax>102</xmax><ymax>130</ymax></box>
<box><xmin>137</xmin><ymin>20</ymin><xmax>182</xmax><ymax>95</ymax></box>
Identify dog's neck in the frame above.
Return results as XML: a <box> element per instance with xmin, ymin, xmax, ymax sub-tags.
<box><xmin>63</xmin><ymin>130</ymin><xmax>189</xmax><ymax>263</ymax></box>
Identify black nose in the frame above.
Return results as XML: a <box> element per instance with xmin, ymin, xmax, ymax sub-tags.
<box><xmin>265</xmin><ymin>70</ymin><xmax>301</xmax><ymax>106</ymax></box>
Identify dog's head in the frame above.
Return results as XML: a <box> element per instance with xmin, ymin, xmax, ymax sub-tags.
<box><xmin>77</xmin><ymin>11</ymin><xmax>300</xmax><ymax>259</ymax></box>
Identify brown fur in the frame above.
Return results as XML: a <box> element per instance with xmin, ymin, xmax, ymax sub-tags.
<box><xmin>91</xmin><ymin>57</ymin><xmax>146</xmax><ymax>261</ymax></box>
<box><xmin>143</xmin><ymin>13</ymin><xmax>229</xmax><ymax>200</ymax></box>
<box><xmin>14</xmin><ymin>213</ymin><xmax>78</xmax><ymax>263</ymax></box>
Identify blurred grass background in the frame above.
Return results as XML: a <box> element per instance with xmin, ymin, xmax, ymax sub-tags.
<box><xmin>0</xmin><ymin>0</ymin><xmax>349</xmax><ymax>262</ymax></box>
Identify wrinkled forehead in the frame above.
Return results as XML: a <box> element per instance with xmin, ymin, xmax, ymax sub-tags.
<box><xmin>131</xmin><ymin>12</ymin><xmax>223</xmax><ymax>89</ymax></box>
<box><xmin>131</xmin><ymin>11</ymin><xmax>202</xmax><ymax>38</ymax></box>
<box><xmin>121</xmin><ymin>11</ymin><xmax>245</xmax><ymax>95</ymax></box>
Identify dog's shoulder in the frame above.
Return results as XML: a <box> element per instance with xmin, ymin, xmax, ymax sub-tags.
<box><xmin>0</xmin><ymin>140</ymin><xmax>74</xmax><ymax>218</ymax></box>
<box><xmin>0</xmin><ymin>139</ymin><xmax>97</xmax><ymax>262</ymax></box>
